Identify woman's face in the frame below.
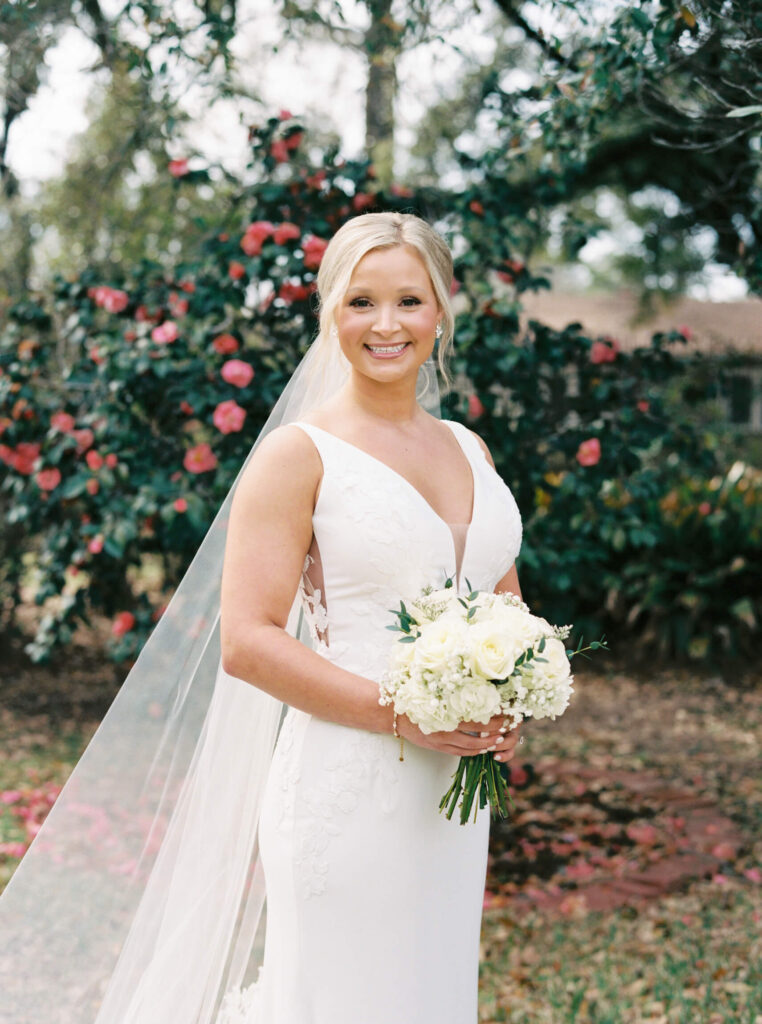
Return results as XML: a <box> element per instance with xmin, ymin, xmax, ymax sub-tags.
<box><xmin>335</xmin><ymin>244</ymin><xmax>441</xmax><ymax>384</ymax></box>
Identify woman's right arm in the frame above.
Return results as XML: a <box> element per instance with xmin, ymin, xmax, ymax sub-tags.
<box><xmin>220</xmin><ymin>425</ymin><xmax>393</xmax><ymax>733</ymax></box>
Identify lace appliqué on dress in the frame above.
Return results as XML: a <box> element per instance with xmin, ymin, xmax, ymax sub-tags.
<box><xmin>298</xmin><ymin>553</ymin><xmax>329</xmax><ymax>649</ymax></box>
<box><xmin>216</xmin><ymin>968</ymin><xmax>263</xmax><ymax>1023</ymax></box>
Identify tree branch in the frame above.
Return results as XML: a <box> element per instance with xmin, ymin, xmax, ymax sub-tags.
<box><xmin>490</xmin><ymin>0</ymin><xmax>579</xmax><ymax>71</ymax></box>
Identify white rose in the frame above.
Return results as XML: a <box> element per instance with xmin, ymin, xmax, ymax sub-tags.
<box><xmin>468</xmin><ymin>621</ymin><xmax>520</xmax><ymax>681</ymax></box>
<box><xmin>413</xmin><ymin>616</ymin><xmax>469</xmax><ymax>672</ymax></box>
<box><xmin>490</xmin><ymin>604</ymin><xmax>547</xmax><ymax>650</ymax></box>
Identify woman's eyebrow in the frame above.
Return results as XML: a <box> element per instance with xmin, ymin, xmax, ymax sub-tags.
<box><xmin>345</xmin><ymin>284</ymin><xmax>427</xmax><ymax>295</ymax></box>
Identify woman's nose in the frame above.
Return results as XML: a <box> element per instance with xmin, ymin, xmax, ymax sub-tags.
<box><xmin>371</xmin><ymin>306</ymin><xmax>399</xmax><ymax>335</ymax></box>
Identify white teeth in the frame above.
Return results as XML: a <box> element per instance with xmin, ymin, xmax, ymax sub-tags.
<box><xmin>367</xmin><ymin>343</ymin><xmax>407</xmax><ymax>354</ymax></box>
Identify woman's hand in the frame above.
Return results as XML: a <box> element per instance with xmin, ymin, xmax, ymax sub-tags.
<box><xmin>396</xmin><ymin>712</ymin><xmax>521</xmax><ymax>761</ymax></box>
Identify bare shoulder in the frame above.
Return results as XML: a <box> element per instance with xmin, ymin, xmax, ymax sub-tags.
<box><xmin>232</xmin><ymin>423</ymin><xmax>323</xmax><ymax>506</ymax></box>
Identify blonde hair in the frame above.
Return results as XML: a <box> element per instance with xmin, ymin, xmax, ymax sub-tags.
<box><xmin>313</xmin><ymin>212</ymin><xmax>455</xmax><ymax>385</ymax></box>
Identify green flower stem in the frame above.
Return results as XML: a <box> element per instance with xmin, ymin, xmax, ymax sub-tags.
<box><xmin>440</xmin><ymin>752</ymin><xmax>515</xmax><ymax>824</ymax></box>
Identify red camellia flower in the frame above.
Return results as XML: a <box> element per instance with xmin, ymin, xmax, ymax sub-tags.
<box><xmin>212</xmin><ymin>333</ymin><xmax>239</xmax><ymax>355</ymax></box>
<box><xmin>240</xmin><ymin>221</ymin><xmax>275</xmax><ymax>257</ymax></box>
<box><xmin>112</xmin><ymin>611</ymin><xmax>136</xmax><ymax>637</ymax></box>
<box><xmin>302</xmin><ymin>234</ymin><xmax>328</xmax><ymax>269</ymax></box>
<box><xmin>180</xmin><ymin>279</ymin><xmax>196</xmax><ymax>293</ymax></box>
<box><xmin>576</xmin><ymin>438</ymin><xmax>601</xmax><ymax>467</ymax></box>
<box><xmin>590</xmin><ymin>337</ymin><xmax>620</xmax><ymax>364</ymax></box>
<box><xmin>284</xmin><ymin>131</ymin><xmax>303</xmax><ymax>151</ymax></box>
<box><xmin>469</xmin><ymin>200</ymin><xmax>484</xmax><ymax>215</ymax></box>
<box><xmin>213</xmin><ymin>400</ymin><xmax>246</xmax><ymax>434</ymax></box>
<box><xmin>221</xmin><ymin>359</ymin><xmax>255</xmax><ymax>388</ymax></box>
<box><xmin>467</xmin><ymin>394</ymin><xmax>485</xmax><ymax>421</ymax></box>
<box><xmin>637</xmin><ymin>400</ymin><xmax>650</xmax><ymax>413</ymax></box>
<box><xmin>169</xmin><ymin>292</ymin><xmax>189</xmax><ymax>317</ymax></box>
<box><xmin>273</xmin><ymin>222</ymin><xmax>301</xmax><ymax>246</ymax></box>
<box><xmin>180</xmin><ymin>400</ymin><xmax>194</xmax><ymax>415</ymax></box>
<box><xmin>86</xmin><ymin>478</ymin><xmax>100</xmax><ymax>495</ymax></box>
<box><xmin>278</xmin><ymin>108</ymin><xmax>293</xmax><ymax>121</ymax></box>
<box><xmin>184</xmin><ymin>443</ymin><xmax>218</xmax><ymax>474</ymax></box>
<box><xmin>151</xmin><ymin>321</ymin><xmax>179</xmax><ymax>344</ymax></box>
<box><xmin>105</xmin><ymin>453</ymin><xmax>118</xmax><ymax>468</ymax></box>
<box><xmin>389</xmin><ymin>183</ymin><xmax>414</xmax><ymax>198</ymax></box>
<box><xmin>678</xmin><ymin>324</ymin><xmax>694</xmax><ymax>341</ymax></box>
<box><xmin>51</xmin><ymin>411</ymin><xmax>76</xmax><ymax>433</ymax></box>
<box><xmin>228</xmin><ymin>261</ymin><xmax>246</xmax><ymax>281</ymax></box>
<box><xmin>698</xmin><ymin>501</ymin><xmax>712</xmax><ymax>516</ymax></box>
<box><xmin>278</xmin><ymin>281</ymin><xmax>311</xmax><ymax>303</ymax></box>
<box><xmin>173</xmin><ymin>497</ymin><xmax>188</xmax><ymax>513</ymax></box>
<box><xmin>305</xmin><ymin>169</ymin><xmax>327</xmax><ymax>189</ymax></box>
<box><xmin>36</xmin><ymin>467</ymin><xmax>61</xmax><ymax>491</ymax></box>
<box><xmin>168</xmin><ymin>158</ymin><xmax>190</xmax><ymax>178</ymax></box>
<box><xmin>9</xmin><ymin>442</ymin><xmax>41</xmax><ymax>475</ymax></box>
<box><xmin>86</xmin><ymin>450</ymin><xmax>104</xmax><ymax>471</ymax></box>
<box><xmin>270</xmin><ymin>139</ymin><xmax>289</xmax><ymax>163</ymax></box>
<box><xmin>352</xmin><ymin>192</ymin><xmax>375</xmax><ymax>211</ymax></box>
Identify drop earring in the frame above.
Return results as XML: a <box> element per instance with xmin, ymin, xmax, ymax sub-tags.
<box><xmin>435</xmin><ymin>322</ymin><xmax>443</xmax><ymax>339</ymax></box>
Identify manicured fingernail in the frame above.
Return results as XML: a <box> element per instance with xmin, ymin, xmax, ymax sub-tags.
<box><xmin>480</xmin><ymin>731</ymin><xmax>490</xmax><ymax>738</ymax></box>
<box><xmin>499</xmin><ymin>727</ymin><xmax>508</xmax><ymax>734</ymax></box>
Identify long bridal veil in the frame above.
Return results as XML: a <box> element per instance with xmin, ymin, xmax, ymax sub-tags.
<box><xmin>0</xmin><ymin>339</ymin><xmax>440</xmax><ymax>1024</ymax></box>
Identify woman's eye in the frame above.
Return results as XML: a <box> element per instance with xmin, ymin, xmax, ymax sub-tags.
<box><xmin>349</xmin><ymin>298</ymin><xmax>371</xmax><ymax>308</ymax></box>
<box><xmin>400</xmin><ymin>297</ymin><xmax>421</xmax><ymax>306</ymax></box>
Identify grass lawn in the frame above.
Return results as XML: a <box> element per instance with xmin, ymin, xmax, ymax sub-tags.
<box><xmin>1</xmin><ymin>647</ymin><xmax>760</xmax><ymax>1022</ymax></box>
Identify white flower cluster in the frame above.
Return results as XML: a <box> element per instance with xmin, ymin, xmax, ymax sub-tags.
<box><xmin>379</xmin><ymin>588</ymin><xmax>574</xmax><ymax>735</ymax></box>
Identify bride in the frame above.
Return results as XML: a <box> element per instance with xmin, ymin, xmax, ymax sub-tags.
<box><xmin>0</xmin><ymin>212</ymin><xmax>523</xmax><ymax>1023</ymax></box>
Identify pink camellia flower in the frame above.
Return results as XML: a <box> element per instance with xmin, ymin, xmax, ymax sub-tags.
<box><xmin>72</xmin><ymin>428</ymin><xmax>94</xmax><ymax>453</ymax></box>
<box><xmin>88</xmin><ymin>535</ymin><xmax>104</xmax><ymax>554</ymax></box>
<box><xmin>173</xmin><ymin>497</ymin><xmax>188</xmax><ymax>513</ymax></box>
<box><xmin>450</xmin><ymin>278</ymin><xmax>461</xmax><ymax>296</ymax></box>
<box><xmin>86</xmin><ymin>450</ymin><xmax>103</xmax><ymax>471</ymax></box>
<box><xmin>51</xmin><ymin>411</ymin><xmax>75</xmax><ymax>433</ymax></box>
<box><xmin>36</xmin><ymin>467</ymin><xmax>61</xmax><ymax>491</ymax></box>
<box><xmin>105</xmin><ymin>453</ymin><xmax>118</xmax><ymax>468</ymax></box>
<box><xmin>637</xmin><ymin>400</ymin><xmax>650</xmax><ymax>413</ymax></box>
<box><xmin>302</xmin><ymin>234</ymin><xmax>328</xmax><ymax>269</ymax></box>
<box><xmin>284</xmin><ymin>131</ymin><xmax>303</xmax><ymax>151</ymax></box>
<box><xmin>273</xmin><ymin>222</ymin><xmax>301</xmax><ymax>246</ymax></box>
<box><xmin>305</xmin><ymin>169</ymin><xmax>327</xmax><ymax>189</ymax></box>
<box><xmin>180</xmin><ymin>400</ymin><xmax>194</xmax><ymax>415</ymax></box>
<box><xmin>213</xmin><ymin>399</ymin><xmax>246</xmax><ymax>434</ymax></box>
<box><xmin>102</xmin><ymin>289</ymin><xmax>129</xmax><ymax>314</ymax></box>
<box><xmin>212</xmin><ymin>333</ymin><xmax>239</xmax><ymax>355</ymax></box>
<box><xmin>112</xmin><ymin>611</ymin><xmax>136</xmax><ymax>637</ymax></box>
<box><xmin>389</xmin><ymin>183</ymin><xmax>414</xmax><ymax>198</ymax></box>
<box><xmin>698</xmin><ymin>501</ymin><xmax>712</xmax><ymax>516</ymax></box>
<box><xmin>0</xmin><ymin>790</ymin><xmax>22</xmax><ymax>804</ymax></box>
<box><xmin>576</xmin><ymin>438</ymin><xmax>601</xmax><ymax>467</ymax></box>
<box><xmin>270</xmin><ymin>139</ymin><xmax>290</xmax><ymax>163</ymax></box>
<box><xmin>151</xmin><ymin>320</ymin><xmax>179</xmax><ymax>344</ymax></box>
<box><xmin>86</xmin><ymin>478</ymin><xmax>99</xmax><ymax>495</ymax></box>
<box><xmin>221</xmin><ymin>359</ymin><xmax>255</xmax><ymax>388</ymax></box>
<box><xmin>240</xmin><ymin>221</ymin><xmax>275</xmax><ymax>257</ymax></box>
<box><xmin>184</xmin><ymin>443</ymin><xmax>218</xmax><ymax>474</ymax></box>
<box><xmin>168</xmin><ymin>292</ymin><xmax>189</xmax><ymax>317</ymax></box>
<box><xmin>744</xmin><ymin>867</ymin><xmax>762</xmax><ymax>884</ymax></box>
<box><xmin>590</xmin><ymin>337</ymin><xmax>620</xmax><ymax>364</ymax></box>
<box><xmin>278</xmin><ymin>108</ymin><xmax>293</xmax><ymax>121</ymax></box>
<box><xmin>228</xmin><ymin>261</ymin><xmax>246</xmax><ymax>281</ymax></box>
<box><xmin>678</xmin><ymin>324</ymin><xmax>693</xmax><ymax>342</ymax></box>
<box><xmin>168</xmin><ymin>158</ymin><xmax>190</xmax><ymax>178</ymax></box>
<box><xmin>467</xmin><ymin>394</ymin><xmax>485</xmax><ymax>421</ymax></box>
<box><xmin>469</xmin><ymin>200</ymin><xmax>484</xmax><ymax>215</ymax></box>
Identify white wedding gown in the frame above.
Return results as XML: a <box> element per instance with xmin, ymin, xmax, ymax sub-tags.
<box><xmin>218</xmin><ymin>419</ymin><xmax>523</xmax><ymax>1024</ymax></box>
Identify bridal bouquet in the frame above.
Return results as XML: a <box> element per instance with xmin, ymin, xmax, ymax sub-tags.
<box><xmin>378</xmin><ymin>581</ymin><xmax>607</xmax><ymax>824</ymax></box>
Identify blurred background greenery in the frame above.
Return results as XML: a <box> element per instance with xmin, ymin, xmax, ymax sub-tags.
<box><xmin>1</xmin><ymin>0</ymin><xmax>760</xmax><ymax>667</ymax></box>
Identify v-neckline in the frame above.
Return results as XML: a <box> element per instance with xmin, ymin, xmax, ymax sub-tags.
<box><xmin>294</xmin><ymin>419</ymin><xmax>478</xmax><ymax>588</ymax></box>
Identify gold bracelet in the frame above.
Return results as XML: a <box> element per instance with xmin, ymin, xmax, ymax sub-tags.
<box><xmin>392</xmin><ymin>710</ymin><xmax>405</xmax><ymax>762</ymax></box>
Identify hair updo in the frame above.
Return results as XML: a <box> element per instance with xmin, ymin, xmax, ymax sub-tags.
<box><xmin>313</xmin><ymin>212</ymin><xmax>455</xmax><ymax>383</ymax></box>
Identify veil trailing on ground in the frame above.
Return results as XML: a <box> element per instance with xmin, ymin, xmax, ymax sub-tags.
<box><xmin>0</xmin><ymin>338</ymin><xmax>440</xmax><ymax>1024</ymax></box>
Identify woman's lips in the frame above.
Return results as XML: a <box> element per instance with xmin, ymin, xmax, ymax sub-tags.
<box><xmin>364</xmin><ymin>342</ymin><xmax>411</xmax><ymax>358</ymax></box>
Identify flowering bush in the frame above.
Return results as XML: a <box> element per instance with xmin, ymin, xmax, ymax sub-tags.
<box><xmin>0</xmin><ymin>112</ymin><xmax>757</xmax><ymax>664</ymax></box>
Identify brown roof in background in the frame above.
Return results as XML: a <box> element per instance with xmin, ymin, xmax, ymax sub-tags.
<box><xmin>519</xmin><ymin>290</ymin><xmax>762</xmax><ymax>356</ymax></box>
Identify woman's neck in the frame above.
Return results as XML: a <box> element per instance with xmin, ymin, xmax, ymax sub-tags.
<box><xmin>341</xmin><ymin>370</ymin><xmax>421</xmax><ymax>424</ymax></box>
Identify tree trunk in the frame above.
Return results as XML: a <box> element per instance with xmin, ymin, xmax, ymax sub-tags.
<box><xmin>364</xmin><ymin>0</ymin><xmax>401</xmax><ymax>187</ymax></box>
